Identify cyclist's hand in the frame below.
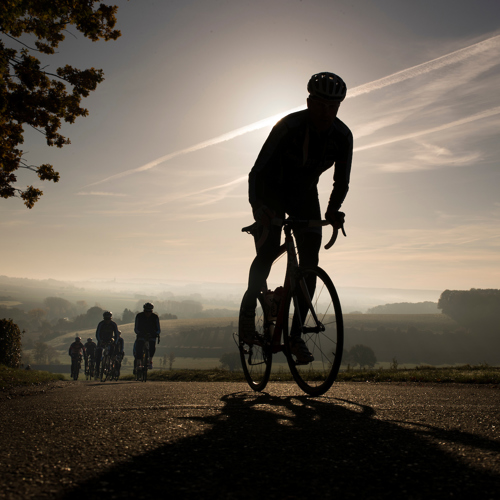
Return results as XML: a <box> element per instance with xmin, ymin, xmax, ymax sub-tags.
<box><xmin>252</xmin><ymin>203</ymin><xmax>275</xmax><ymax>226</ymax></box>
<box><xmin>325</xmin><ymin>209</ymin><xmax>345</xmax><ymax>230</ymax></box>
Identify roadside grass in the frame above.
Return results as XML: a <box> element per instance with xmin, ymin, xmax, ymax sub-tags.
<box><xmin>0</xmin><ymin>364</ymin><xmax>65</xmax><ymax>390</ymax></box>
<box><xmin>121</xmin><ymin>364</ymin><xmax>500</xmax><ymax>384</ymax></box>
<box><xmin>2</xmin><ymin>364</ymin><xmax>499</xmax><ymax>389</ymax></box>
<box><xmin>337</xmin><ymin>364</ymin><xmax>500</xmax><ymax>384</ymax></box>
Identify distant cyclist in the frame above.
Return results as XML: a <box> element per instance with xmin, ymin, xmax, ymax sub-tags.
<box><xmin>84</xmin><ymin>337</ymin><xmax>97</xmax><ymax>375</ymax></box>
<box><xmin>134</xmin><ymin>302</ymin><xmax>161</xmax><ymax>372</ymax></box>
<box><xmin>114</xmin><ymin>331</ymin><xmax>125</xmax><ymax>378</ymax></box>
<box><xmin>95</xmin><ymin>311</ymin><xmax>120</xmax><ymax>378</ymax></box>
<box><xmin>68</xmin><ymin>336</ymin><xmax>85</xmax><ymax>367</ymax></box>
<box><xmin>240</xmin><ymin>72</ymin><xmax>353</xmax><ymax>364</ymax></box>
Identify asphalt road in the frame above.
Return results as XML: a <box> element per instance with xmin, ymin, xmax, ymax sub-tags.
<box><xmin>1</xmin><ymin>380</ymin><xmax>499</xmax><ymax>499</ymax></box>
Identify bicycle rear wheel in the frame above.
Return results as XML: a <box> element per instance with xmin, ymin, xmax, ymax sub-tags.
<box><xmin>284</xmin><ymin>266</ymin><xmax>344</xmax><ymax>396</ymax></box>
<box><xmin>238</xmin><ymin>294</ymin><xmax>272</xmax><ymax>391</ymax></box>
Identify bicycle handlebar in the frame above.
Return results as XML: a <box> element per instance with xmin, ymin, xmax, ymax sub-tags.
<box><xmin>242</xmin><ymin>217</ymin><xmax>346</xmax><ymax>250</ymax></box>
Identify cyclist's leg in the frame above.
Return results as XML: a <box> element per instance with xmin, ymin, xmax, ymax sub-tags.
<box><xmin>242</xmin><ymin>225</ymin><xmax>282</xmax><ymax>309</ymax></box>
<box><xmin>95</xmin><ymin>345</ymin><xmax>103</xmax><ymax>377</ymax></box>
<box><xmin>148</xmin><ymin>339</ymin><xmax>156</xmax><ymax>368</ymax></box>
<box><xmin>288</xmin><ymin>194</ymin><xmax>322</xmax><ymax>338</ymax></box>
<box><xmin>135</xmin><ymin>339</ymin><xmax>144</xmax><ymax>367</ymax></box>
<box><xmin>291</xmin><ymin>230</ymin><xmax>322</xmax><ymax>336</ymax></box>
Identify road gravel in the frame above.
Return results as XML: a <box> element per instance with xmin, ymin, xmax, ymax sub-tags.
<box><xmin>1</xmin><ymin>380</ymin><xmax>499</xmax><ymax>499</ymax></box>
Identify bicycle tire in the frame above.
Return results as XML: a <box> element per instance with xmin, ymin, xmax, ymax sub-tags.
<box><xmin>238</xmin><ymin>294</ymin><xmax>272</xmax><ymax>391</ymax></box>
<box><xmin>284</xmin><ymin>266</ymin><xmax>344</xmax><ymax>396</ymax></box>
<box><xmin>105</xmin><ymin>355</ymin><xmax>112</xmax><ymax>382</ymax></box>
<box><xmin>100</xmin><ymin>354</ymin><xmax>109</xmax><ymax>382</ymax></box>
<box><xmin>135</xmin><ymin>360</ymin><xmax>141</xmax><ymax>381</ymax></box>
<box><xmin>113</xmin><ymin>359</ymin><xmax>121</xmax><ymax>381</ymax></box>
<box><xmin>142</xmin><ymin>353</ymin><xmax>148</xmax><ymax>382</ymax></box>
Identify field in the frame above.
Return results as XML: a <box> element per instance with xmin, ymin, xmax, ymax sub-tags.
<box><xmin>26</xmin><ymin>311</ymin><xmax>499</xmax><ymax>372</ymax></box>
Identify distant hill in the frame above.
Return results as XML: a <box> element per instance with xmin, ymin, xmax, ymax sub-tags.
<box><xmin>366</xmin><ymin>302</ymin><xmax>439</xmax><ymax>314</ymax></box>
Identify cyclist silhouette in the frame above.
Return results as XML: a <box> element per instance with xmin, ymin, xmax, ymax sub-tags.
<box><xmin>94</xmin><ymin>311</ymin><xmax>120</xmax><ymax>379</ymax></box>
<box><xmin>240</xmin><ymin>72</ymin><xmax>353</xmax><ymax>363</ymax></box>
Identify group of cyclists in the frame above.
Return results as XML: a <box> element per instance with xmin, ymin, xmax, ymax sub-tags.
<box><xmin>68</xmin><ymin>302</ymin><xmax>161</xmax><ymax>380</ymax></box>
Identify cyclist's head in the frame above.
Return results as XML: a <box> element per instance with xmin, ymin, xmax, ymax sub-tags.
<box><xmin>103</xmin><ymin>311</ymin><xmax>112</xmax><ymax>320</ymax></box>
<box><xmin>87</xmin><ymin>337</ymin><xmax>93</xmax><ymax>342</ymax></box>
<box><xmin>307</xmin><ymin>72</ymin><xmax>346</xmax><ymax>102</ymax></box>
<box><xmin>75</xmin><ymin>336</ymin><xmax>81</xmax><ymax>342</ymax></box>
<box><xmin>143</xmin><ymin>302</ymin><xmax>154</xmax><ymax>312</ymax></box>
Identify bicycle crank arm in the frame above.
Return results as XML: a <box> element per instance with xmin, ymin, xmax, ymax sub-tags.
<box><xmin>302</xmin><ymin>324</ymin><xmax>325</xmax><ymax>334</ymax></box>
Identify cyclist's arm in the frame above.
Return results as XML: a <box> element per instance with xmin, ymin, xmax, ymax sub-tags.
<box><xmin>155</xmin><ymin>315</ymin><xmax>161</xmax><ymax>336</ymax></box>
<box><xmin>134</xmin><ymin>315</ymin><xmax>141</xmax><ymax>335</ymax></box>
<box><xmin>112</xmin><ymin>322</ymin><xmax>120</xmax><ymax>343</ymax></box>
<box><xmin>326</xmin><ymin>123</ymin><xmax>352</xmax><ymax>215</ymax></box>
<box><xmin>96</xmin><ymin>322</ymin><xmax>102</xmax><ymax>343</ymax></box>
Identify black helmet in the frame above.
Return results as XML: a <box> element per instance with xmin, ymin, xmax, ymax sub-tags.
<box><xmin>143</xmin><ymin>302</ymin><xmax>154</xmax><ymax>311</ymax></box>
<box><xmin>103</xmin><ymin>311</ymin><xmax>112</xmax><ymax>319</ymax></box>
<box><xmin>307</xmin><ymin>72</ymin><xmax>347</xmax><ymax>102</ymax></box>
<box><xmin>75</xmin><ymin>336</ymin><xmax>81</xmax><ymax>341</ymax></box>
<box><xmin>87</xmin><ymin>337</ymin><xmax>93</xmax><ymax>342</ymax></box>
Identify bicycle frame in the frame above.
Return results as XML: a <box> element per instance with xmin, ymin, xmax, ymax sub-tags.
<box><xmin>260</xmin><ymin>222</ymin><xmax>325</xmax><ymax>355</ymax></box>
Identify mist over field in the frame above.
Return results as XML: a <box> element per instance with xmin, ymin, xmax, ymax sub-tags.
<box><xmin>0</xmin><ymin>274</ymin><xmax>440</xmax><ymax>315</ymax></box>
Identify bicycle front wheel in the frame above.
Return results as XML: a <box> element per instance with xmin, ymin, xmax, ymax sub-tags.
<box><xmin>142</xmin><ymin>353</ymin><xmax>148</xmax><ymax>382</ymax></box>
<box><xmin>100</xmin><ymin>354</ymin><xmax>110</xmax><ymax>382</ymax></box>
<box><xmin>238</xmin><ymin>294</ymin><xmax>272</xmax><ymax>392</ymax></box>
<box><xmin>284</xmin><ymin>266</ymin><xmax>344</xmax><ymax>396</ymax></box>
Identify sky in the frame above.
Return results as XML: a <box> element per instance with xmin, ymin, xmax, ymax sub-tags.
<box><xmin>2</xmin><ymin>0</ymin><xmax>500</xmax><ymax>294</ymax></box>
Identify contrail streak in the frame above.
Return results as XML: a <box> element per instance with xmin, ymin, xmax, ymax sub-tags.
<box><xmin>89</xmin><ymin>34</ymin><xmax>500</xmax><ymax>186</ymax></box>
<box><xmin>354</xmin><ymin>106</ymin><xmax>500</xmax><ymax>152</ymax></box>
<box><xmin>153</xmin><ymin>175</ymin><xmax>247</xmax><ymax>207</ymax></box>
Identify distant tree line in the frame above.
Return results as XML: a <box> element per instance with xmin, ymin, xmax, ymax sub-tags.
<box><xmin>0</xmin><ymin>319</ymin><xmax>22</xmax><ymax>368</ymax></box>
<box><xmin>367</xmin><ymin>302</ymin><xmax>438</xmax><ymax>314</ymax></box>
<box><xmin>438</xmin><ymin>289</ymin><xmax>500</xmax><ymax>333</ymax></box>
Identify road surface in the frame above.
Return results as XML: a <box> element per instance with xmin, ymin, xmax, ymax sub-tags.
<box><xmin>1</xmin><ymin>380</ymin><xmax>499</xmax><ymax>499</ymax></box>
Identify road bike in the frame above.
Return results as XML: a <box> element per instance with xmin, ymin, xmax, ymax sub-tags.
<box><xmin>110</xmin><ymin>352</ymin><xmax>122</xmax><ymax>381</ymax></box>
<box><xmin>85</xmin><ymin>355</ymin><xmax>95</xmax><ymax>380</ymax></box>
<box><xmin>135</xmin><ymin>337</ymin><xmax>151</xmax><ymax>382</ymax></box>
<box><xmin>99</xmin><ymin>342</ymin><xmax>114</xmax><ymax>382</ymax></box>
<box><xmin>71</xmin><ymin>354</ymin><xmax>82</xmax><ymax>381</ymax></box>
<box><xmin>237</xmin><ymin>217</ymin><xmax>344</xmax><ymax>396</ymax></box>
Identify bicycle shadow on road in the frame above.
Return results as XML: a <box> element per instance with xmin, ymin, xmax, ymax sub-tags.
<box><xmin>63</xmin><ymin>390</ymin><xmax>500</xmax><ymax>499</ymax></box>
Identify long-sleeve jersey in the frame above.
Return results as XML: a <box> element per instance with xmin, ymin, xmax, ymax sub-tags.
<box><xmin>84</xmin><ymin>341</ymin><xmax>97</xmax><ymax>357</ymax></box>
<box><xmin>249</xmin><ymin>109</ymin><xmax>352</xmax><ymax>214</ymax></box>
<box><xmin>68</xmin><ymin>341</ymin><xmax>85</xmax><ymax>357</ymax></box>
<box><xmin>96</xmin><ymin>320</ymin><xmax>120</xmax><ymax>344</ymax></box>
<box><xmin>134</xmin><ymin>312</ymin><xmax>161</xmax><ymax>338</ymax></box>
